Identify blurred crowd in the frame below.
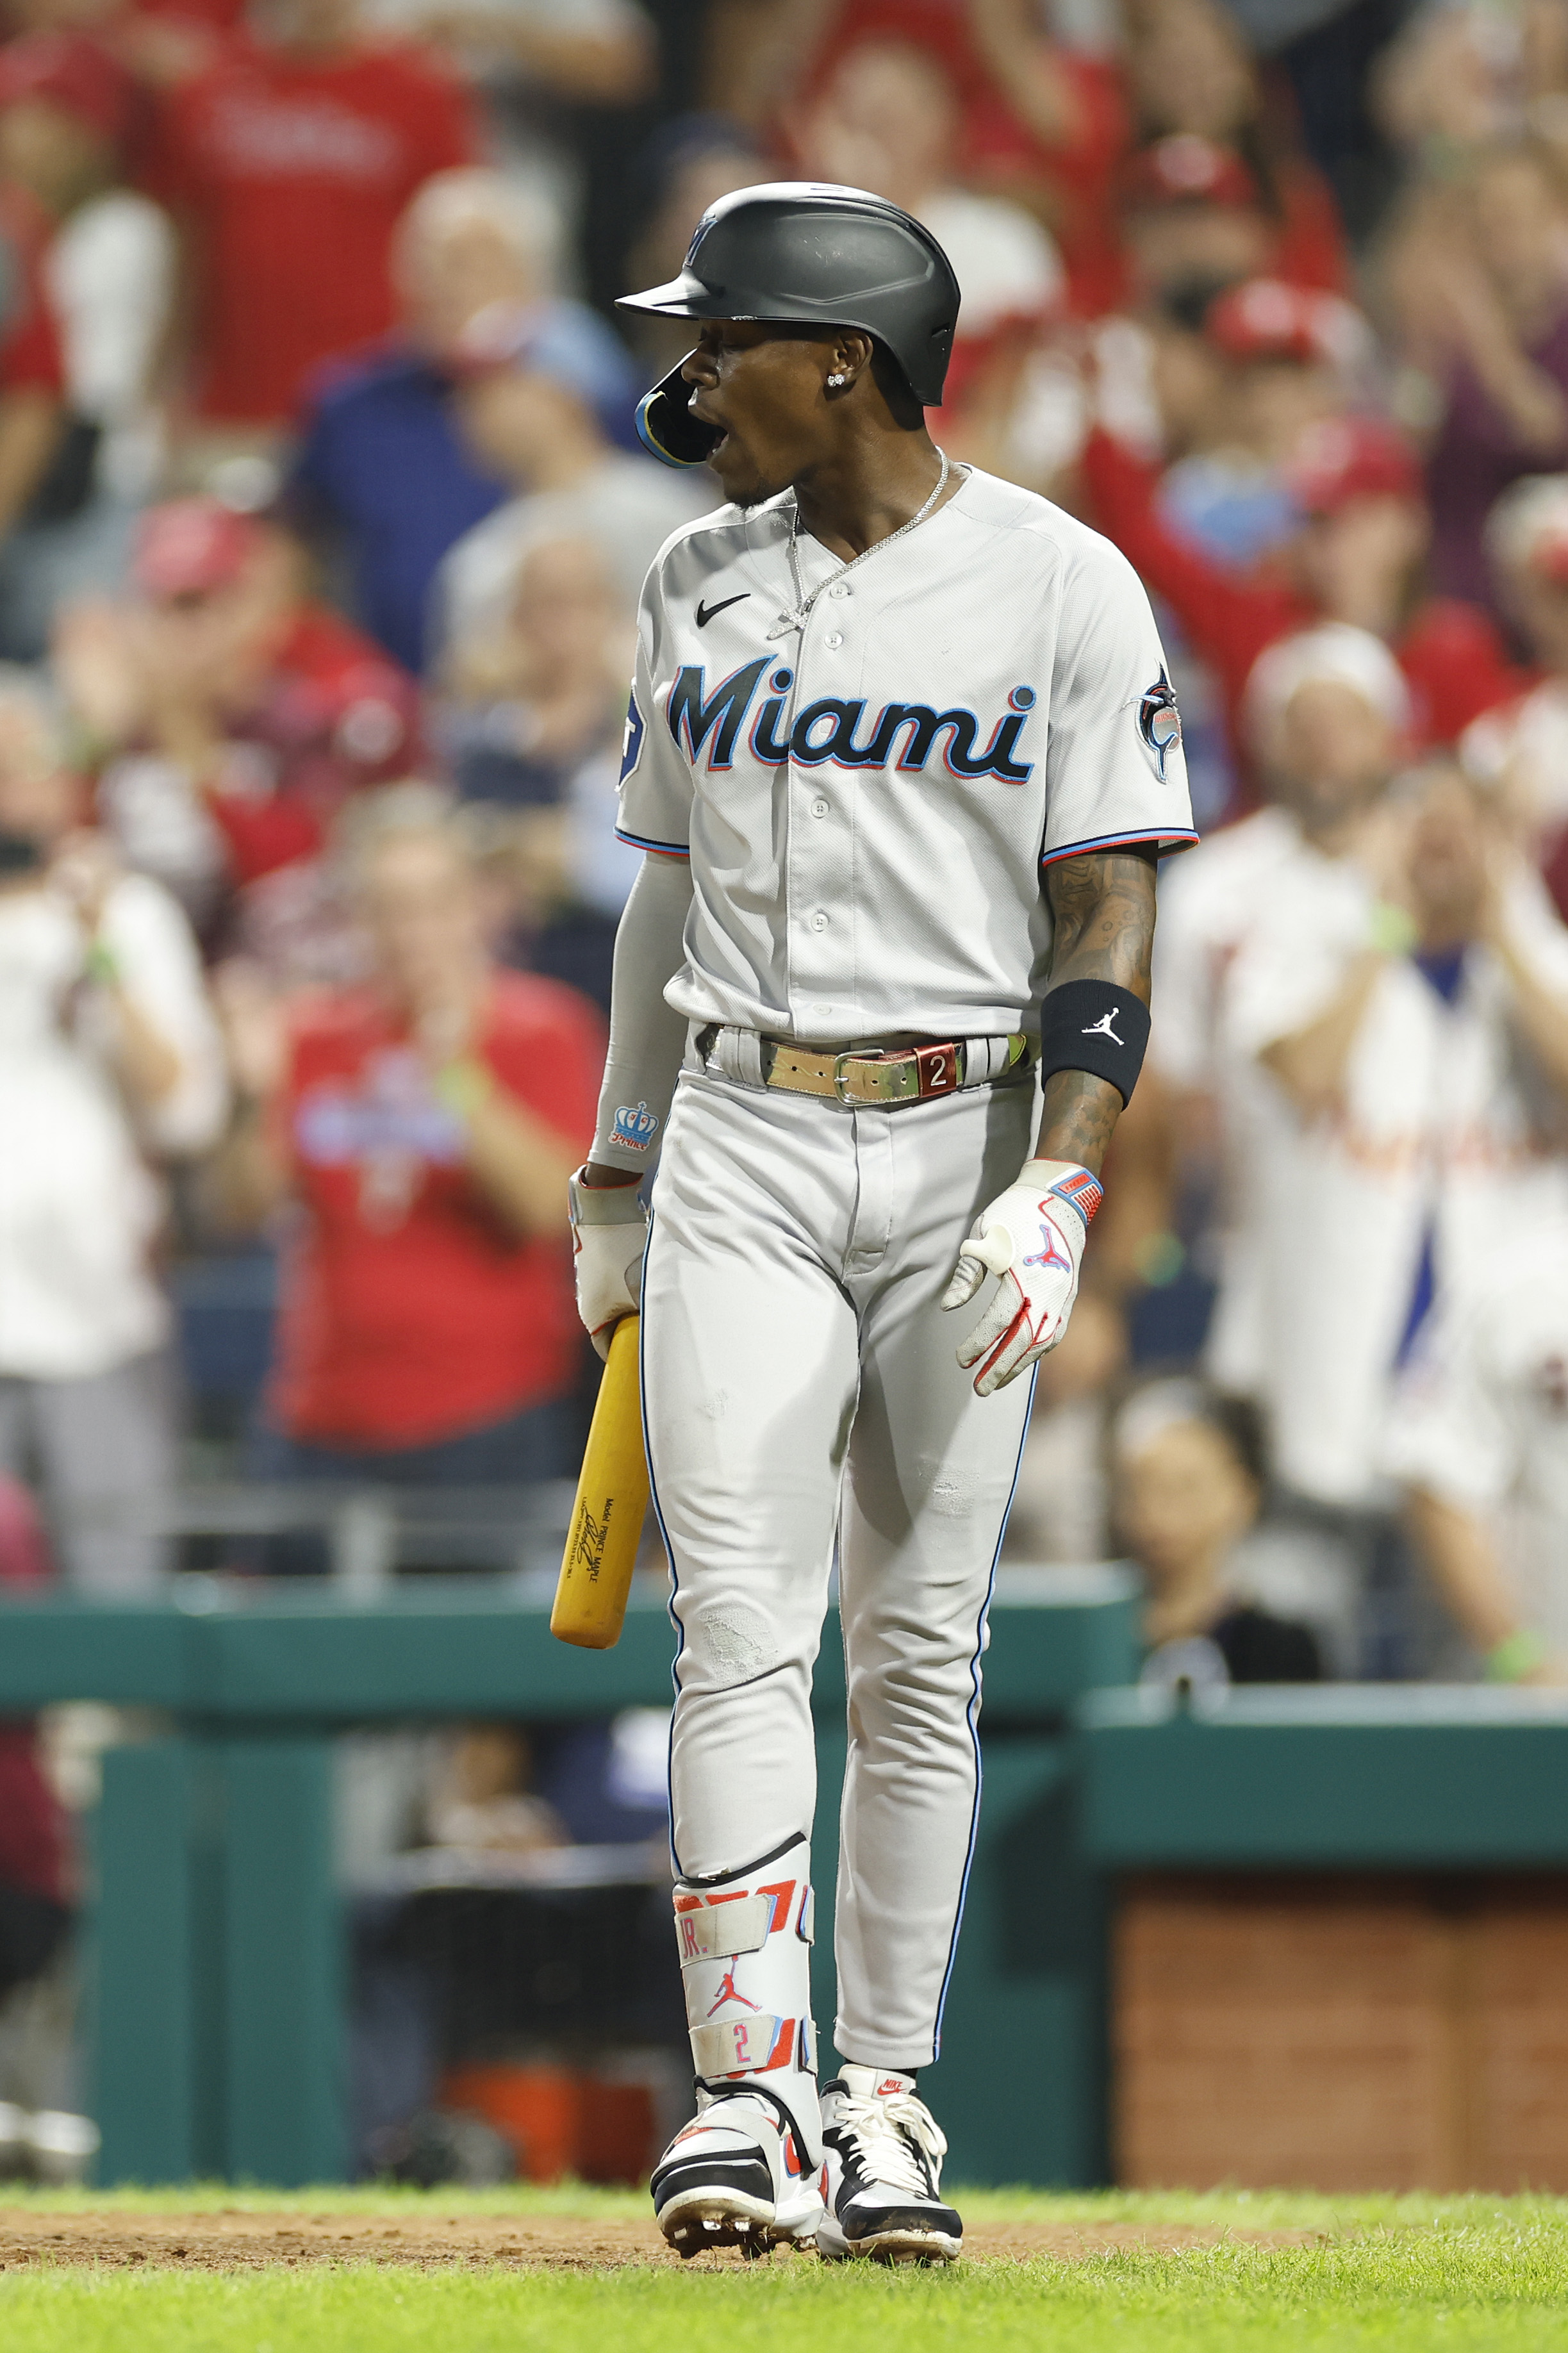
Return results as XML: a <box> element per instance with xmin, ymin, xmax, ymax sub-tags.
<box><xmin>8</xmin><ymin>0</ymin><xmax>1568</xmax><ymax>2078</ymax></box>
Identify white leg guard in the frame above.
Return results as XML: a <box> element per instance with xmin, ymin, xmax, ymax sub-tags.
<box><xmin>650</xmin><ymin>1835</ymin><xmax>827</xmax><ymax>2257</ymax></box>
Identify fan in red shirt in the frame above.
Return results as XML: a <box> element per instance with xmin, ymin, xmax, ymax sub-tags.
<box><xmin>142</xmin><ymin>0</ymin><xmax>474</xmax><ymax>428</ymax></box>
<box><xmin>215</xmin><ymin>793</ymin><xmax>602</xmax><ymax>1481</ymax></box>
<box><xmin>56</xmin><ymin>495</ymin><xmax>422</xmax><ymax>960</ymax></box>
<box><xmin>1084</xmin><ymin>409</ymin><xmax>1524</xmax><ymax>798</ymax></box>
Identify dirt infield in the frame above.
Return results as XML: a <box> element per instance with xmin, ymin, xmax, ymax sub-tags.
<box><xmin>0</xmin><ymin>2208</ymin><xmax>1326</xmax><ymax>2271</ymax></box>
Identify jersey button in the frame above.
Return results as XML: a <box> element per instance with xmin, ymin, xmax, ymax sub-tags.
<box><xmin>811</xmin><ymin>797</ymin><xmax>829</xmax><ymax>818</ymax></box>
<box><xmin>810</xmin><ymin>910</ymin><xmax>829</xmax><ymax>932</ymax></box>
<box><xmin>824</xmin><ymin>631</ymin><xmax>843</xmax><ymax>649</ymax></box>
<box><xmin>829</xmin><ymin>583</ymin><xmax>850</xmax><ymax>600</ymax></box>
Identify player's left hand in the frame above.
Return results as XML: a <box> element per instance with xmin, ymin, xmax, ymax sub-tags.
<box><xmin>941</xmin><ymin>1159</ymin><xmax>1103</xmax><ymax>1396</ymax></box>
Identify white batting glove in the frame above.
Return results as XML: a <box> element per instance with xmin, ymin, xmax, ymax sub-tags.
<box><xmin>569</xmin><ymin>1168</ymin><xmax>649</xmax><ymax>1361</ymax></box>
<box><xmin>941</xmin><ymin>1159</ymin><xmax>1104</xmax><ymax>1396</ymax></box>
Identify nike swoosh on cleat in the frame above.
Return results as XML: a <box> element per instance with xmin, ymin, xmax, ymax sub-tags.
<box><xmin>697</xmin><ymin>593</ymin><xmax>748</xmax><ymax>628</ymax></box>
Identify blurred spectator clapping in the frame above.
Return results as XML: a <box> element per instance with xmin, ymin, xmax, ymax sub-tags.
<box><xmin>58</xmin><ymin>495</ymin><xmax>420</xmax><ymax>982</ymax></box>
<box><xmin>0</xmin><ymin>666</ymin><xmax>224</xmax><ymax>1592</ymax></box>
<box><xmin>207</xmin><ymin>786</ymin><xmax>603</xmax><ymax>1502</ymax></box>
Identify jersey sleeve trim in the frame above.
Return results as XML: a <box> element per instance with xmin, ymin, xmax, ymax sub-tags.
<box><xmin>615</xmin><ymin>825</ymin><xmax>691</xmax><ymax>859</ymax></box>
<box><xmin>1040</xmin><ymin>826</ymin><xmax>1200</xmax><ymax>868</ymax></box>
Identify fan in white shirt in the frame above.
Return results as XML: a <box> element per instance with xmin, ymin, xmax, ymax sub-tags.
<box><xmin>1150</xmin><ymin>625</ymin><xmax>1410</xmax><ymax>1412</ymax></box>
<box><xmin>1219</xmin><ymin>632</ymin><xmax>1568</xmax><ymax>1508</ymax></box>
<box><xmin>0</xmin><ymin>675</ymin><xmax>225</xmax><ymax>1590</ymax></box>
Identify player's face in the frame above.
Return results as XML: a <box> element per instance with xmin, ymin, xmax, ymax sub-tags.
<box><xmin>682</xmin><ymin>321</ymin><xmax>840</xmax><ymax>507</ymax></box>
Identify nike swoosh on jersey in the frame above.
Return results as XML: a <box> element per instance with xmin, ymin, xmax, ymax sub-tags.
<box><xmin>696</xmin><ymin>593</ymin><xmax>749</xmax><ymax>629</ymax></box>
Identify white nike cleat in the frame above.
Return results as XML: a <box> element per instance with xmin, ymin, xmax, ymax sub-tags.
<box><xmin>815</xmin><ymin>2065</ymin><xmax>963</xmax><ymax>2264</ymax></box>
<box><xmin>651</xmin><ymin>2081</ymin><xmax>826</xmax><ymax>2258</ymax></box>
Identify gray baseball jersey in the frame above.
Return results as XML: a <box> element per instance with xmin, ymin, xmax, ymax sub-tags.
<box><xmin>601</xmin><ymin>462</ymin><xmax>1194</xmax><ymax>2084</ymax></box>
<box><xmin>615</xmin><ymin>463</ymin><xmax>1196</xmax><ymax>1047</ymax></box>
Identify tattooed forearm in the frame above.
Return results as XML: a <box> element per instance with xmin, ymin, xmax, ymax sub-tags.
<box><xmin>1035</xmin><ymin>1068</ymin><xmax>1124</xmax><ymax>1177</ymax></box>
<box><xmin>1035</xmin><ymin>848</ymin><xmax>1159</xmax><ymax>1176</ymax></box>
<box><xmin>1044</xmin><ymin>848</ymin><xmax>1157</xmax><ymax>1000</ymax></box>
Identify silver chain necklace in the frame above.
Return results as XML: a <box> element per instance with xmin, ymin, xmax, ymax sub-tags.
<box><xmin>767</xmin><ymin>451</ymin><xmax>952</xmax><ymax>641</ymax></box>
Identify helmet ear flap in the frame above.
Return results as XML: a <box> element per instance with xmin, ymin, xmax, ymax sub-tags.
<box><xmin>636</xmin><ymin>358</ymin><xmax>722</xmax><ymax>468</ymax></box>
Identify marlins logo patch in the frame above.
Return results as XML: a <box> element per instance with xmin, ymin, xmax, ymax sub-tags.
<box><xmin>1135</xmin><ymin>670</ymin><xmax>1182</xmax><ymax>780</ymax></box>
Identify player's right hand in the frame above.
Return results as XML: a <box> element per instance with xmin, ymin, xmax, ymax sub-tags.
<box><xmin>568</xmin><ymin>1168</ymin><xmax>650</xmax><ymax>1360</ymax></box>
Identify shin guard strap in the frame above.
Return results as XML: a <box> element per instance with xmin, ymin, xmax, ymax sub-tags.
<box><xmin>690</xmin><ymin>2013</ymin><xmax>800</xmax><ymax>2078</ymax></box>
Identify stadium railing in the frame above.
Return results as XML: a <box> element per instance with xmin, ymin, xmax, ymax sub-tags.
<box><xmin>0</xmin><ymin>1542</ymin><xmax>1139</xmax><ymax>2188</ymax></box>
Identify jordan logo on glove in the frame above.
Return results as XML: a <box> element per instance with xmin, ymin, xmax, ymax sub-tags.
<box><xmin>1021</xmin><ymin>1223</ymin><xmax>1073</xmax><ymax>1275</ymax></box>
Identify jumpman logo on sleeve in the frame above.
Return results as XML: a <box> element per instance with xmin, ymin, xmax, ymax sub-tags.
<box><xmin>1080</xmin><ymin>1007</ymin><xmax>1125</xmax><ymax>1044</ymax></box>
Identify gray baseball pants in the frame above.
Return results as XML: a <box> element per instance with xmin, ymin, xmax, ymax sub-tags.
<box><xmin>642</xmin><ymin>1064</ymin><xmax>1036</xmax><ymax>2070</ymax></box>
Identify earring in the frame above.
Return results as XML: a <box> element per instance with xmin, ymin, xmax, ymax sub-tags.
<box><xmin>827</xmin><ymin>372</ymin><xmax>846</xmax><ymax>387</ymax></box>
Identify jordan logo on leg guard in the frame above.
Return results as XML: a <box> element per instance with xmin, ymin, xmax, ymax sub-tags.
<box><xmin>707</xmin><ymin>1965</ymin><xmax>759</xmax><ymax>2016</ymax></box>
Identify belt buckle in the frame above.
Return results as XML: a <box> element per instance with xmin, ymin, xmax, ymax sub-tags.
<box><xmin>834</xmin><ymin>1050</ymin><xmax>921</xmax><ymax>1105</ymax></box>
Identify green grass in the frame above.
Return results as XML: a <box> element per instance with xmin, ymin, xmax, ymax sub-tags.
<box><xmin>4</xmin><ymin>2188</ymin><xmax>1568</xmax><ymax>2350</ymax></box>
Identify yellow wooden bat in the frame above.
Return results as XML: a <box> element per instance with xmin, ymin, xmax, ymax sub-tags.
<box><xmin>550</xmin><ymin>1314</ymin><xmax>650</xmax><ymax>1649</ymax></box>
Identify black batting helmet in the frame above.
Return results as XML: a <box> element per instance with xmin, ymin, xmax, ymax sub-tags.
<box><xmin>618</xmin><ymin>181</ymin><xmax>961</xmax><ymax>468</ymax></box>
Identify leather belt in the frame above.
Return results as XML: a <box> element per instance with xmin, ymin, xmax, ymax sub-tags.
<box><xmin>698</xmin><ymin>1027</ymin><xmax>1030</xmax><ymax>1107</ymax></box>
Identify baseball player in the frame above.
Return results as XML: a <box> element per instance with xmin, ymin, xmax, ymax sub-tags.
<box><xmin>569</xmin><ymin>184</ymin><xmax>1195</xmax><ymax>2263</ymax></box>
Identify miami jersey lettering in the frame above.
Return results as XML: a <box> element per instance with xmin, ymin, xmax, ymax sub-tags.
<box><xmin>667</xmin><ymin>659</ymin><xmax>1037</xmax><ymax>783</ymax></box>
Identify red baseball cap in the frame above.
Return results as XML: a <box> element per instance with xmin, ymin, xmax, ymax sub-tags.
<box><xmin>1287</xmin><ymin>416</ymin><xmax>1422</xmax><ymax>516</ymax></box>
<box><xmin>133</xmin><ymin>499</ymin><xmax>263</xmax><ymax>600</ymax></box>
<box><xmin>1206</xmin><ymin>277</ymin><xmax>1340</xmax><ymax>366</ymax></box>
<box><xmin>1121</xmin><ymin>134</ymin><xmax>1260</xmax><ymax>214</ymax></box>
<box><xmin>0</xmin><ymin>31</ymin><xmax>136</xmax><ymax>149</ymax></box>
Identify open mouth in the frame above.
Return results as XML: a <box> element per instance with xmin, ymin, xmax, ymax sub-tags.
<box><xmin>691</xmin><ymin>395</ymin><xmax>729</xmax><ymax>458</ymax></box>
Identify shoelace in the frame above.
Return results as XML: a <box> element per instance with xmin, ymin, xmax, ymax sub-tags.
<box><xmin>832</xmin><ymin>2089</ymin><xmax>948</xmax><ymax>2201</ymax></box>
